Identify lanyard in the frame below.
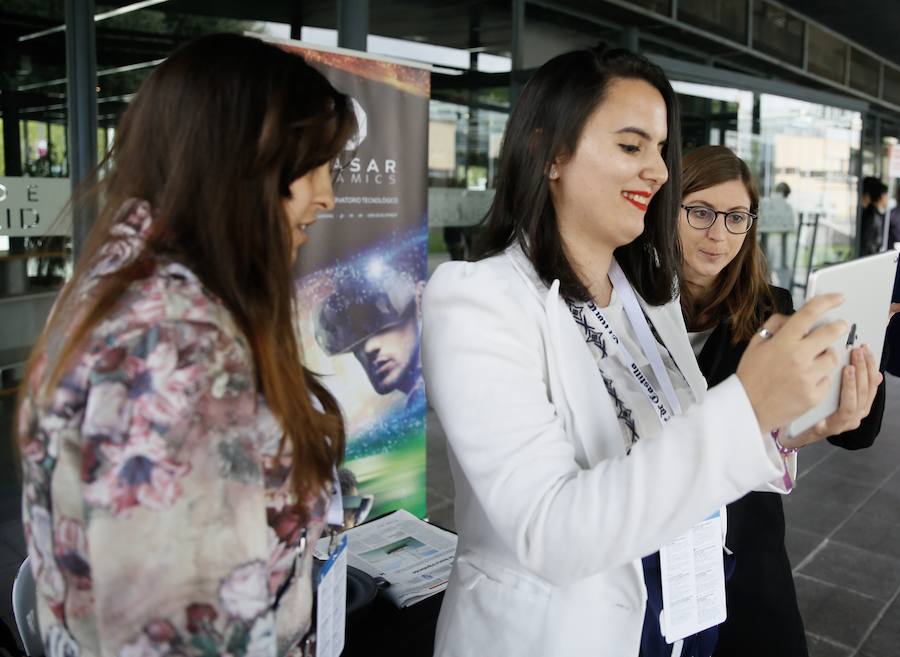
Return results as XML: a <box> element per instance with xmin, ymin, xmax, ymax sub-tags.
<box><xmin>581</xmin><ymin>260</ymin><xmax>682</xmax><ymax>426</ymax></box>
<box><xmin>609</xmin><ymin>260</ymin><xmax>683</xmax><ymax>418</ymax></box>
<box><xmin>326</xmin><ymin>465</ymin><xmax>344</xmax><ymax>528</ymax></box>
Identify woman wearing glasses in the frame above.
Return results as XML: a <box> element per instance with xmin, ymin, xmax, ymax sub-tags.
<box><xmin>677</xmin><ymin>145</ymin><xmax>885</xmax><ymax>657</ymax></box>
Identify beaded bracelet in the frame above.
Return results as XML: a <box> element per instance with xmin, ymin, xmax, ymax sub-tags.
<box><xmin>771</xmin><ymin>429</ymin><xmax>798</xmax><ymax>456</ymax></box>
<box><xmin>771</xmin><ymin>429</ymin><xmax>796</xmax><ymax>491</ymax></box>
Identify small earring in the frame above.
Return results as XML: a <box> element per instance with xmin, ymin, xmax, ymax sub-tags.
<box><xmin>549</xmin><ymin>164</ymin><xmax>558</xmax><ymax>179</ymax></box>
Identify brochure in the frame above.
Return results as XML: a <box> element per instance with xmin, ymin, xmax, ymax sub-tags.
<box><xmin>316</xmin><ymin>509</ymin><xmax>457</xmax><ymax>608</ymax></box>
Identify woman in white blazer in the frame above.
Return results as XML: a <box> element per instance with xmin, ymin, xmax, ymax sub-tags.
<box><xmin>422</xmin><ymin>46</ymin><xmax>850</xmax><ymax>657</ymax></box>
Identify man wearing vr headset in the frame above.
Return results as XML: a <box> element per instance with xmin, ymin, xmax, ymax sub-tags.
<box><xmin>316</xmin><ymin>262</ymin><xmax>425</xmax><ymax>408</ymax></box>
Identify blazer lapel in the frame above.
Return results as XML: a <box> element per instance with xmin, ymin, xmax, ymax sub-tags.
<box><xmin>696</xmin><ymin>322</ymin><xmax>733</xmax><ymax>388</ymax></box>
<box><xmin>505</xmin><ymin>246</ymin><xmax>626</xmax><ymax>465</ymax></box>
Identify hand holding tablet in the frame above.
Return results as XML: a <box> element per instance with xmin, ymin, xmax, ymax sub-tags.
<box><xmin>787</xmin><ymin>251</ymin><xmax>898</xmax><ymax>436</ymax></box>
<box><xmin>782</xmin><ymin>343</ymin><xmax>882</xmax><ymax>448</ymax></box>
<box><xmin>737</xmin><ymin>294</ymin><xmax>848</xmax><ymax>434</ymax></box>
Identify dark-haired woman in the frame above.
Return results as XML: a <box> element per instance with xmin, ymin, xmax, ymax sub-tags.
<box><xmin>422</xmin><ymin>46</ymin><xmax>855</xmax><ymax>657</ymax></box>
<box><xmin>17</xmin><ymin>34</ymin><xmax>355</xmax><ymax>657</ymax></box>
<box><xmin>677</xmin><ymin>146</ymin><xmax>884</xmax><ymax>657</ymax></box>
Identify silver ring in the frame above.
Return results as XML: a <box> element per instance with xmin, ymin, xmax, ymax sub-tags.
<box><xmin>758</xmin><ymin>327</ymin><xmax>773</xmax><ymax>340</ymax></box>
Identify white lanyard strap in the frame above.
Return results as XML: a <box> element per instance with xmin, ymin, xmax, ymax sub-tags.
<box><xmin>326</xmin><ymin>465</ymin><xmax>344</xmax><ymax>527</ymax></box>
<box><xmin>582</xmin><ymin>302</ymin><xmax>674</xmax><ymax>427</ymax></box>
<box><xmin>608</xmin><ymin>259</ymin><xmax>683</xmax><ymax>417</ymax></box>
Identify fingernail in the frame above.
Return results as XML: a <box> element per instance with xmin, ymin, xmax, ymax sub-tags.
<box><xmin>847</xmin><ymin>366</ymin><xmax>855</xmax><ymax>376</ymax></box>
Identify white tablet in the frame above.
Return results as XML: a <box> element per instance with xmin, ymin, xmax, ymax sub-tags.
<box><xmin>789</xmin><ymin>250</ymin><xmax>899</xmax><ymax>436</ymax></box>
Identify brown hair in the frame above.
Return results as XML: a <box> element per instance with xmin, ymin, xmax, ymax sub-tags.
<box><xmin>679</xmin><ymin>145</ymin><xmax>775</xmax><ymax>343</ymax></box>
<box><xmin>18</xmin><ymin>33</ymin><xmax>355</xmax><ymax>511</ymax></box>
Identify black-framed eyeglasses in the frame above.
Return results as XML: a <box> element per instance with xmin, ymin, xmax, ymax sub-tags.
<box><xmin>681</xmin><ymin>204</ymin><xmax>756</xmax><ymax>235</ymax></box>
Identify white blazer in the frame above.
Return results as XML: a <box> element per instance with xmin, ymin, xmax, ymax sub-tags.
<box><xmin>422</xmin><ymin>245</ymin><xmax>787</xmax><ymax>657</ymax></box>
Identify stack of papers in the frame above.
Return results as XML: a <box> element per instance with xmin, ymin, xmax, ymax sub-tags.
<box><xmin>316</xmin><ymin>509</ymin><xmax>457</xmax><ymax>608</ymax></box>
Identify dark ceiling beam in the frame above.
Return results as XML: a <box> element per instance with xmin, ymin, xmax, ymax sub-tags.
<box><xmin>531</xmin><ymin>0</ymin><xmax>900</xmax><ymax>115</ymax></box>
<box><xmin>432</xmin><ymin>70</ymin><xmax>510</xmax><ymax>91</ymax></box>
<box><xmin>431</xmin><ymin>91</ymin><xmax>509</xmax><ymax>114</ymax></box>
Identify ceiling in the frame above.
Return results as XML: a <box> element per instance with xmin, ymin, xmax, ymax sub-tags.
<box><xmin>779</xmin><ymin>0</ymin><xmax>897</xmax><ymax>64</ymax></box>
<box><xmin>148</xmin><ymin>0</ymin><xmax>900</xmax><ymax>67</ymax></box>
<box><xmin>2</xmin><ymin>0</ymin><xmax>899</xmax><ymax>123</ymax></box>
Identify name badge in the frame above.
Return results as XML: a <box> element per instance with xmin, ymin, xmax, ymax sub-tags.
<box><xmin>658</xmin><ymin>512</ymin><xmax>727</xmax><ymax>643</ymax></box>
<box><xmin>315</xmin><ymin>534</ymin><xmax>348</xmax><ymax>657</ymax></box>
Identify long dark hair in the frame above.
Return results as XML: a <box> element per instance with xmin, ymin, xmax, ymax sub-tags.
<box><xmin>679</xmin><ymin>145</ymin><xmax>775</xmax><ymax>342</ymax></box>
<box><xmin>478</xmin><ymin>45</ymin><xmax>683</xmax><ymax>304</ymax></box>
<box><xmin>18</xmin><ymin>33</ymin><xmax>356</xmax><ymax>510</ymax></box>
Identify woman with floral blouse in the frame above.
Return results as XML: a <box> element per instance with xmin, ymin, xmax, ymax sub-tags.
<box><xmin>16</xmin><ymin>33</ymin><xmax>356</xmax><ymax>657</ymax></box>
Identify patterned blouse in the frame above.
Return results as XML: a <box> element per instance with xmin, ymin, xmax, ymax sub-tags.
<box><xmin>18</xmin><ymin>200</ymin><xmax>331</xmax><ymax>657</ymax></box>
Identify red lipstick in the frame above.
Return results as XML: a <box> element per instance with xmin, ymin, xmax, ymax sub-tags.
<box><xmin>622</xmin><ymin>190</ymin><xmax>651</xmax><ymax>212</ymax></box>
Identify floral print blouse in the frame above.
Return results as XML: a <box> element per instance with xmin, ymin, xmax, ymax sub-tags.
<box><xmin>18</xmin><ymin>200</ymin><xmax>332</xmax><ymax>657</ymax></box>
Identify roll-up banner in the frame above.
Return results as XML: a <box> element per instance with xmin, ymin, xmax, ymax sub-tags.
<box><xmin>262</xmin><ymin>35</ymin><xmax>430</xmax><ymax>521</ymax></box>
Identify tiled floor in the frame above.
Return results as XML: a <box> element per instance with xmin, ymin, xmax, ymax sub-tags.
<box><xmin>2</xmin><ymin>369</ymin><xmax>899</xmax><ymax>656</ymax></box>
<box><xmin>783</xmin><ymin>374</ymin><xmax>900</xmax><ymax>657</ymax></box>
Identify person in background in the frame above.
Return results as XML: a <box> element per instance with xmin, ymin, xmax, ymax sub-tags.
<box><xmin>885</xmin><ymin>185</ymin><xmax>900</xmax><ymax>376</ymax></box>
<box><xmin>16</xmin><ymin>33</ymin><xmax>355</xmax><ymax>657</ymax></box>
<box><xmin>860</xmin><ymin>175</ymin><xmax>881</xmax><ymax>209</ymax></box>
<box><xmin>423</xmin><ymin>45</ymin><xmax>851</xmax><ymax>657</ymax></box>
<box><xmin>861</xmin><ymin>178</ymin><xmax>889</xmax><ymax>255</ymax></box>
<box><xmin>443</xmin><ymin>226</ymin><xmax>475</xmax><ymax>261</ymax></box>
<box><xmin>677</xmin><ymin>145</ymin><xmax>885</xmax><ymax>657</ymax></box>
<box><xmin>887</xmin><ymin>185</ymin><xmax>900</xmax><ymax>250</ymax></box>
<box><xmin>756</xmin><ymin>181</ymin><xmax>795</xmax><ymax>280</ymax></box>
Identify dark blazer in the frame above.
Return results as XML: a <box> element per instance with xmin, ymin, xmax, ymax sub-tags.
<box><xmin>700</xmin><ymin>287</ymin><xmax>885</xmax><ymax>657</ymax></box>
<box><xmin>886</xmin><ymin>255</ymin><xmax>900</xmax><ymax>376</ymax></box>
<box><xmin>861</xmin><ymin>205</ymin><xmax>886</xmax><ymax>256</ymax></box>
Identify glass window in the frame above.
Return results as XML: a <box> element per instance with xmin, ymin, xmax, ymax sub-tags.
<box><xmin>426</xmin><ymin>97</ymin><xmax>508</xmax><ymax>258</ymax></box>
<box><xmin>758</xmin><ymin>94</ymin><xmax>862</xmax><ymax>286</ymax></box>
<box><xmin>678</xmin><ymin>0</ymin><xmax>749</xmax><ymax>45</ymax></box>
<box><xmin>1</xmin><ymin>2</ymin><xmax>286</xmax><ymax>447</ymax></box>
<box><xmin>2</xmin><ymin>1</ymin><xmax>74</xmax><ymax>509</ymax></box>
<box><xmin>882</xmin><ymin>130</ymin><xmax>900</xmax><ymax>227</ymax></box>
<box><xmin>671</xmin><ymin>81</ymin><xmax>754</xmax><ymax>157</ymax></box>
<box><xmin>861</xmin><ymin>114</ymin><xmax>879</xmax><ymax>178</ymax></box>
<box><xmin>807</xmin><ymin>25</ymin><xmax>847</xmax><ymax>85</ymax></box>
<box><xmin>882</xmin><ymin>124</ymin><xmax>900</xmax><ymax>182</ymax></box>
<box><xmin>428</xmin><ymin>100</ymin><xmax>507</xmax><ymax>191</ymax></box>
<box><xmin>849</xmin><ymin>48</ymin><xmax>880</xmax><ymax>97</ymax></box>
<box><xmin>883</xmin><ymin>65</ymin><xmax>900</xmax><ymax>106</ymax></box>
<box><xmin>752</xmin><ymin>0</ymin><xmax>804</xmax><ymax>68</ymax></box>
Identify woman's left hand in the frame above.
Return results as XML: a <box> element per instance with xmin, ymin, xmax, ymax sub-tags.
<box><xmin>782</xmin><ymin>344</ymin><xmax>882</xmax><ymax>449</ymax></box>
